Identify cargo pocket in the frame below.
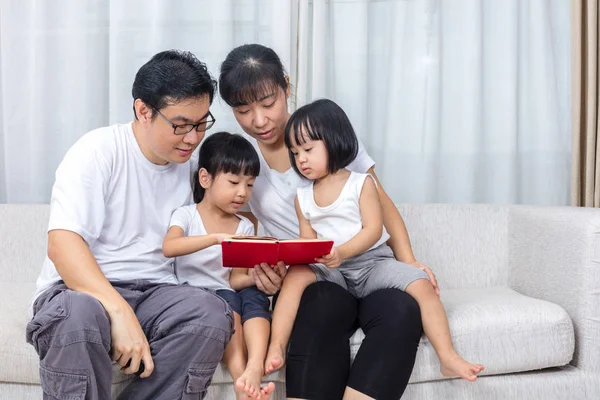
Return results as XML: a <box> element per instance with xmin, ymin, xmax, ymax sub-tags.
<box><xmin>185</xmin><ymin>361</ymin><xmax>218</xmax><ymax>395</ymax></box>
<box><xmin>40</xmin><ymin>366</ymin><xmax>87</xmax><ymax>400</ymax></box>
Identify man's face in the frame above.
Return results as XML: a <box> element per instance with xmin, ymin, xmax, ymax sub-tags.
<box><xmin>142</xmin><ymin>96</ymin><xmax>211</xmax><ymax>165</ymax></box>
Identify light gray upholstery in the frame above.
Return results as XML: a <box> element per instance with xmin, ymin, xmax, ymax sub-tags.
<box><xmin>1</xmin><ymin>203</ymin><xmax>598</xmax><ymax>399</ymax></box>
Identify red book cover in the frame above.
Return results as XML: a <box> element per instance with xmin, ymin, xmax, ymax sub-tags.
<box><xmin>221</xmin><ymin>236</ymin><xmax>333</xmax><ymax>268</ymax></box>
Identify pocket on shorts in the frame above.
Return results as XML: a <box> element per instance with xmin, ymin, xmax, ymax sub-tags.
<box><xmin>185</xmin><ymin>361</ymin><xmax>218</xmax><ymax>394</ymax></box>
<box><xmin>39</xmin><ymin>365</ymin><xmax>87</xmax><ymax>400</ymax></box>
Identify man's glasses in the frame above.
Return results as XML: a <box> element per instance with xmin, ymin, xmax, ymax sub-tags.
<box><xmin>153</xmin><ymin>108</ymin><xmax>216</xmax><ymax>135</ymax></box>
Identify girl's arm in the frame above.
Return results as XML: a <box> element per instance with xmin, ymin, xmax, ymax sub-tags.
<box><xmin>162</xmin><ymin>226</ymin><xmax>226</xmax><ymax>258</ymax></box>
<box><xmin>335</xmin><ymin>177</ymin><xmax>383</xmax><ymax>261</ymax></box>
<box><xmin>295</xmin><ymin>196</ymin><xmax>318</xmax><ymax>239</ymax></box>
<box><xmin>229</xmin><ymin>268</ymin><xmax>256</xmax><ymax>291</ymax></box>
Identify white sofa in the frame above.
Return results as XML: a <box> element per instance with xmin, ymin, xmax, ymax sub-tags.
<box><xmin>0</xmin><ymin>203</ymin><xmax>599</xmax><ymax>399</ymax></box>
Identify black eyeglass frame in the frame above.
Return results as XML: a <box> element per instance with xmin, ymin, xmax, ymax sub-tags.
<box><xmin>153</xmin><ymin>108</ymin><xmax>216</xmax><ymax>135</ymax></box>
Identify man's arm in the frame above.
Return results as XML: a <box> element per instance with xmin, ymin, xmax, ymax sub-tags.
<box><xmin>48</xmin><ymin>229</ymin><xmax>155</xmax><ymax>377</ymax></box>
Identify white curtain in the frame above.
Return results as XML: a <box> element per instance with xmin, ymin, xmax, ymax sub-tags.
<box><xmin>297</xmin><ymin>0</ymin><xmax>571</xmax><ymax>205</ymax></box>
<box><xmin>0</xmin><ymin>0</ymin><xmax>296</xmax><ymax>203</ymax></box>
<box><xmin>1</xmin><ymin>0</ymin><xmax>571</xmax><ymax>205</ymax></box>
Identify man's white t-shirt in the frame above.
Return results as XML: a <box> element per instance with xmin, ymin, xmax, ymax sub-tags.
<box><xmin>244</xmin><ymin>136</ymin><xmax>375</xmax><ymax>239</ymax></box>
<box><xmin>34</xmin><ymin>123</ymin><xmax>194</xmax><ymax>300</ymax></box>
<box><xmin>296</xmin><ymin>171</ymin><xmax>390</xmax><ymax>249</ymax></box>
<box><xmin>168</xmin><ymin>204</ymin><xmax>255</xmax><ymax>291</ymax></box>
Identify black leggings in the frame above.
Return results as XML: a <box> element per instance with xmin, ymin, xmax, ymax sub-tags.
<box><xmin>285</xmin><ymin>281</ymin><xmax>422</xmax><ymax>400</ymax></box>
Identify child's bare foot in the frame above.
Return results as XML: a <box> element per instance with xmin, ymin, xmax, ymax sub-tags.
<box><xmin>264</xmin><ymin>342</ymin><xmax>286</xmax><ymax>375</ymax></box>
<box><xmin>235</xmin><ymin>362</ymin><xmax>264</xmax><ymax>399</ymax></box>
<box><xmin>440</xmin><ymin>353</ymin><xmax>484</xmax><ymax>382</ymax></box>
<box><xmin>259</xmin><ymin>382</ymin><xmax>276</xmax><ymax>399</ymax></box>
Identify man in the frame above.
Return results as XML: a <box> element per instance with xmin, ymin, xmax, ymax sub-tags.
<box><xmin>26</xmin><ymin>50</ymin><xmax>232</xmax><ymax>399</ymax></box>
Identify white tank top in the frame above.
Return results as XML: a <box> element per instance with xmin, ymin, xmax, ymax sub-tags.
<box><xmin>296</xmin><ymin>171</ymin><xmax>390</xmax><ymax>249</ymax></box>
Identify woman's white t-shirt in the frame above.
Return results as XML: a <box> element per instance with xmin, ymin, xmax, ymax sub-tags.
<box><xmin>244</xmin><ymin>136</ymin><xmax>375</xmax><ymax>239</ymax></box>
<box><xmin>169</xmin><ymin>204</ymin><xmax>255</xmax><ymax>291</ymax></box>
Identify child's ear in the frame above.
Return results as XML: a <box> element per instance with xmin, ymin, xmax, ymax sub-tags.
<box><xmin>198</xmin><ymin>168</ymin><xmax>212</xmax><ymax>189</ymax></box>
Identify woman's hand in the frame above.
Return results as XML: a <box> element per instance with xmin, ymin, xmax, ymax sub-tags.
<box><xmin>407</xmin><ymin>260</ymin><xmax>440</xmax><ymax>296</ymax></box>
<box><xmin>251</xmin><ymin>261</ymin><xmax>287</xmax><ymax>295</ymax></box>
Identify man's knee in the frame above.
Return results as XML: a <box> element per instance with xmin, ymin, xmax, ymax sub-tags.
<box><xmin>27</xmin><ymin>290</ymin><xmax>111</xmax><ymax>357</ymax></box>
<box><xmin>160</xmin><ymin>286</ymin><xmax>233</xmax><ymax>342</ymax></box>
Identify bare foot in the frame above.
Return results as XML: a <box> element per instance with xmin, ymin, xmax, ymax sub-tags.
<box><xmin>235</xmin><ymin>362</ymin><xmax>264</xmax><ymax>399</ymax></box>
<box><xmin>259</xmin><ymin>382</ymin><xmax>276</xmax><ymax>399</ymax></box>
<box><xmin>264</xmin><ymin>342</ymin><xmax>286</xmax><ymax>375</ymax></box>
<box><xmin>440</xmin><ymin>354</ymin><xmax>485</xmax><ymax>382</ymax></box>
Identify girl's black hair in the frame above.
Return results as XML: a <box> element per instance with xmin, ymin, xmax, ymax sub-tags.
<box><xmin>284</xmin><ymin>99</ymin><xmax>359</xmax><ymax>177</ymax></box>
<box><xmin>219</xmin><ymin>44</ymin><xmax>288</xmax><ymax>107</ymax></box>
<box><xmin>132</xmin><ymin>50</ymin><xmax>217</xmax><ymax>120</ymax></box>
<box><xmin>193</xmin><ymin>132</ymin><xmax>260</xmax><ymax>203</ymax></box>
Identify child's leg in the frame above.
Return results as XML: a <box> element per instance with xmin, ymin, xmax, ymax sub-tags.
<box><xmin>405</xmin><ymin>280</ymin><xmax>484</xmax><ymax>381</ymax></box>
<box><xmin>264</xmin><ymin>264</ymin><xmax>318</xmax><ymax>375</ymax></box>
<box><xmin>235</xmin><ymin>287</ymin><xmax>275</xmax><ymax>399</ymax></box>
<box><xmin>347</xmin><ymin>247</ymin><xmax>484</xmax><ymax>382</ymax></box>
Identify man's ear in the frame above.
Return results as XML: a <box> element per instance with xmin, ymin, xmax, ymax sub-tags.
<box><xmin>198</xmin><ymin>168</ymin><xmax>212</xmax><ymax>189</ymax></box>
<box><xmin>134</xmin><ymin>99</ymin><xmax>153</xmax><ymax>122</ymax></box>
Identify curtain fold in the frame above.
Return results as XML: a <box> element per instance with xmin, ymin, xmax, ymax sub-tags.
<box><xmin>572</xmin><ymin>0</ymin><xmax>600</xmax><ymax>207</ymax></box>
<box><xmin>0</xmin><ymin>0</ymin><xmax>572</xmax><ymax>205</ymax></box>
<box><xmin>296</xmin><ymin>0</ymin><xmax>571</xmax><ymax>205</ymax></box>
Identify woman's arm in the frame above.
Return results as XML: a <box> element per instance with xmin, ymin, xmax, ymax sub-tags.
<box><xmin>239</xmin><ymin>211</ymin><xmax>258</xmax><ymax>235</ymax></box>
<box><xmin>162</xmin><ymin>226</ymin><xmax>227</xmax><ymax>258</ymax></box>
<box><xmin>367</xmin><ymin>167</ymin><xmax>440</xmax><ymax>294</ymax></box>
<box><xmin>367</xmin><ymin>167</ymin><xmax>416</xmax><ymax>263</ymax></box>
<box><xmin>229</xmin><ymin>268</ymin><xmax>255</xmax><ymax>291</ymax></box>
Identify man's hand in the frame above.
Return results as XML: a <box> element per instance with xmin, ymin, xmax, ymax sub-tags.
<box><xmin>316</xmin><ymin>247</ymin><xmax>343</xmax><ymax>269</ymax></box>
<box><xmin>251</xmin><ymin>261</ymin><xmax>287</xmax><ymax>295</ymax></box>
<box><xmin>407</xmin><ymin>260</ymin><xmax>440</xmax><ymax>296</ymax></box>
<box><xmin>109</xmin><ymin>305</ymin><xmax>155</xmax><ymax>378</ymax></box>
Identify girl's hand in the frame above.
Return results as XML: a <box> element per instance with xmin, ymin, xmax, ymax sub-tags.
<box><xmin>407</xmin><ymin>260</ymin><xmax>440</xmax><ymax>296</ymax></box>
<box><xmin>213</xmin><ymin>233</ymin><xmax>231</xmax><ymax>244</ymax></box>
<box><xmin>316</xmin><ymin>247</ymin><xmax>343</xmax><ymax>269</ymax></box>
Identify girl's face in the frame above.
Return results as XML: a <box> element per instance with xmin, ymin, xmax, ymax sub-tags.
<box><xmin>289</xmin><ymin>132</ymin><xmax>329</xmax><ymax>180</ymax></box>
<box><xmin>200</xmin><ymin>170</ymin><xmax>255</xmax><ymax>214</ymax></box>
<box><xmin>232</xmin><ymin>85</ymin><xmax>291</xmax><ymax>146</ymax></box>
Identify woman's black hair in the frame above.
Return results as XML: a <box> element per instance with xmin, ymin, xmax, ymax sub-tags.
<box><xmin>219</xmin><ymin>44</ymin><xmax>288</xmax><ymax>107</ymax></box>
<box><xmin>132</xmin><ymin>50</ymin><xmax>217</xmax><ymax>120</ymax></box>
<box><xmin>193</xmin><ymin>132</ymin><xmax>260</xmax><ymax>203</ymax></box>
<box><xmin>284</xmin><ymin>99</ymin><xmax>359</xmax><ymax>177</ymax></box>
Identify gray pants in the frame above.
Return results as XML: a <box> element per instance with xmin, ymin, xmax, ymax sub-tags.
<box><xmin>310</xmin><ymin>244</ymin><xmax>429</xmax><ymax>298</ymax></box>
<box><xmin>26</xmin><ymin>280</ymin><xmax>233</xmax><ymax>400</ymax></box>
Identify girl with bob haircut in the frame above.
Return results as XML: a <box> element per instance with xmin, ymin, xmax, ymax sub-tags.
<box><xmin>268</xmin><ymin>98</ymin><xmax>484</xmax><ymax>385</ymax></box>
<box><xmin>162</xmin><ymin>132</ymin><xmax>275</xmax><ymax>400</ymax></box>
<box><xmin>220</xmin><ymin>43</ymin><xmax>435</xmax><ymax>399</ymax></box>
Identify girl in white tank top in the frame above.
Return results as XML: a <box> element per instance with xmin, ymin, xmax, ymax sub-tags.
<box><xmin>265</xmin><ymin>99</ymin><xmax>484</xmax><ymax>383</ymax></box>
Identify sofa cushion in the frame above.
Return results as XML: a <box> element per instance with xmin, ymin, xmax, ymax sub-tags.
<box><xmin>348</xmin><ymin>286</ymin><xmax>574</xmax><ymax>384</ymax></box>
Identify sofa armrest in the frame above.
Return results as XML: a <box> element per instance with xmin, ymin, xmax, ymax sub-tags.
<box><xmin>507</xmin><ymin>206</ymin><xmax>600</xmax><ymax>372</ymax></box>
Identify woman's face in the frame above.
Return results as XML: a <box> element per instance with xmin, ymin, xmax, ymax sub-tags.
<box><xmin>232</xmin><ymin>85</ymin><xmax>290</xmax><ymax>145</ymax></box>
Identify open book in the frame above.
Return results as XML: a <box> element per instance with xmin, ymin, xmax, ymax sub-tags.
<box><xmin>221</xmin><ymin>236</ymin><xmax>334</xmax><ymax>268</ymax></box>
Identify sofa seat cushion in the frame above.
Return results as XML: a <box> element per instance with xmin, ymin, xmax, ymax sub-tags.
<box><xmin>349</xmin><ymin>286</ymin><xmax>575</xmax><ymax>384</ymax></box>
<box><xmin>1</xmin><ymin>282</ymin><xmax>284</xmax><ymax>386</ymax></box>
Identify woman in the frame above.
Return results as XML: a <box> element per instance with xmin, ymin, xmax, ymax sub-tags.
<box><xmin>219</xmin><ymin>44</ymin><xmax>438</xmax><ymax>400</ymax></box>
